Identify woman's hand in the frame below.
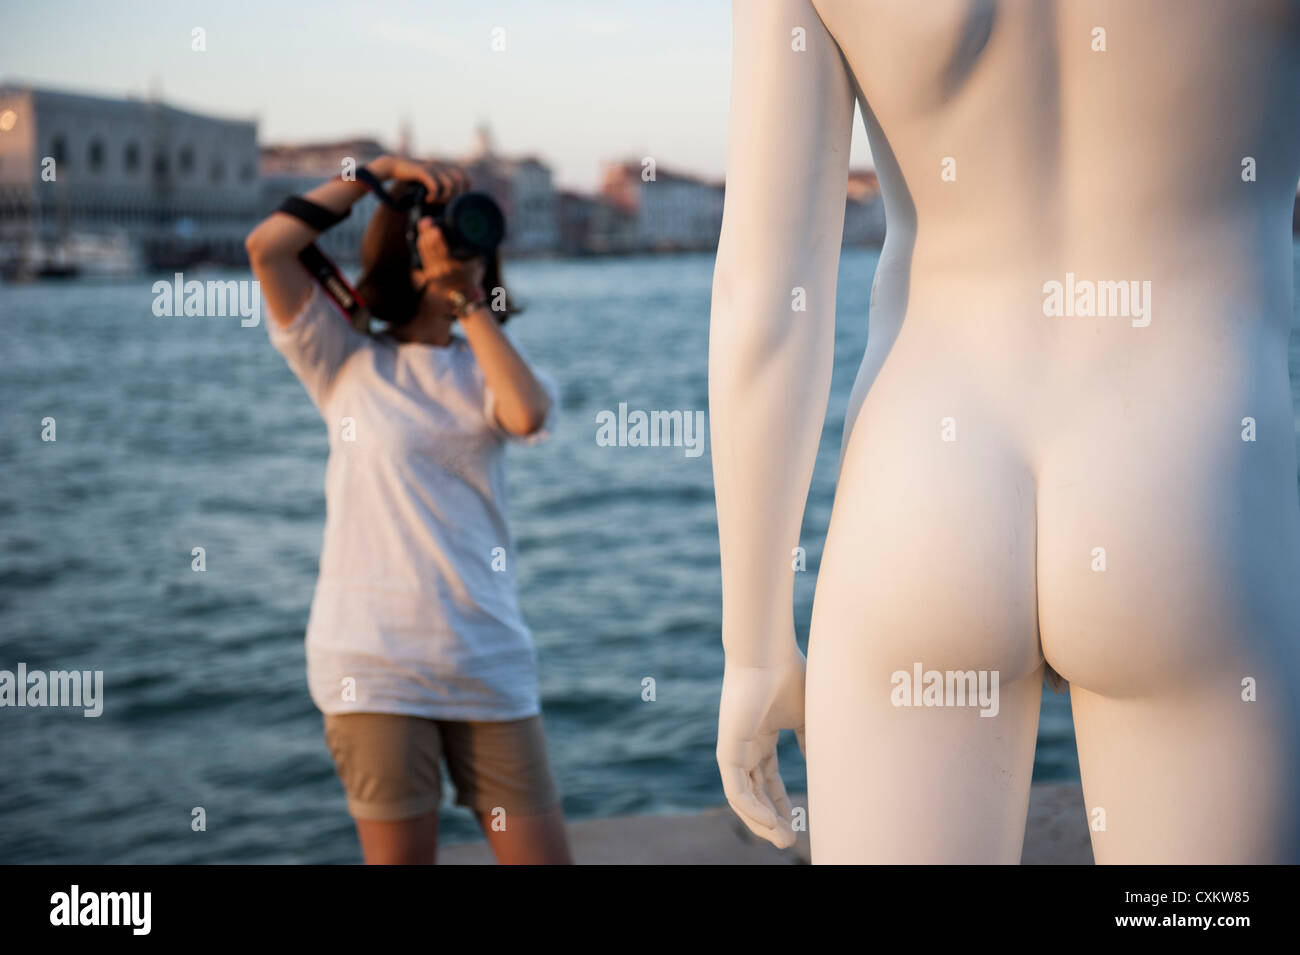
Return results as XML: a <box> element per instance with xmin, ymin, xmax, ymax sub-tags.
<box><xmin>369</xmin><ymin>155</ymin><xmax>468</xmax><ymax>203</ymax></box>
<box><xmin>415</xmin><ymin>220</ymin><xmax>485</xmax><ymax>305</ymax></box>
<box><xmin>716</xmin><ymin>645</ymin><xmax>807</xmax><ymax>849</ymax></box>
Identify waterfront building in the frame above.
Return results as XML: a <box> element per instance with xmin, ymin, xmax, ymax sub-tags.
<box><xmin>462</xmin><ymin>126</ymin><xmax>559</xmax><ymax>255</ymax></box>
<box><xmin>844</xmin><ymin>168</ymin><xmax>886</xmax><ymax>245</ymax></box>
<box><xmin>557</xmin><ymin>190</ymin><xmax>595</xmax><ymax>255</ymax></box>
<box><xmin>600</xmin><ymin>160</ymin><xmax>725</xmax><ymax>253</ymax></box>
<box><xmin>258</xmin><ymin>139</ymin><xmax>388</xmax><ymax>265</ymax></box>
<box><xmin>0</xmin><ymin>84</ymin><xmax>259</xmax><ymax>272</ymax></box>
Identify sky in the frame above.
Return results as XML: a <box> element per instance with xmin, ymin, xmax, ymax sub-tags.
<box><xmin>0</xmin><ymin>0</ymin><xmax>873</xmax><ymax>192</ymax></box>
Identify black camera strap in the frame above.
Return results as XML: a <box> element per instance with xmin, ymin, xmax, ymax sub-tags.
<box><xmin>356</xmin><ymin>167</ymin><xmax>411</xmax><ymax>211</ymax></box>
<box><xmin>297</xmin><ymin>244</ymin><xmax>369</xmax><ymax>331</ymax></box>
<box><xmin>275</xmin><ymin>195</ymin><xmax>349</xmax><ymax>232</ymax></box>
<box><xmin>272</xmin><ymin>191</ymin><xmax>373</xmax><ymax>331</ymax></box>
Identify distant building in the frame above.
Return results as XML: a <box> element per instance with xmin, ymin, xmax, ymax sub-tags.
<box><xmin>0</xmin><ymin>84</ymin><xmax>259</xmax><ymax>270</ymax></box>
<box><xmin>556</xmin><ymin>190</ymin><xmax>594</xmax><ymax>255</ymax></box>
<box><xmin>0</xmin><ymin>80</ymin><xmax>906</xmax><ymax>275</ymax></box>
<box><xmin>846</xmin><ymin>169</ymin><xmax>880</xmax><ymax>203</ymax></box>
<box><xmin>260</xmin><ymin>138</ymin><xmax>386</xmax><ymax>177</ymax></box>
<box><xmin>844</xmin><ymin>168</ymin><xmax>886</xmax><ymax>245</ymax></box>
<box><xmin>600</xmin><ymin>160</ymin><xmax>724</xmax><ymax>253</ymax></box>
<box><xmin>463</xmin><ymin>126</ymin><xmax>559</xmax><ymax>255</ymax></box>
<box><xmin>258</xmin><ymin>139</ymin><xmax>389</xmax><ymax>265</ymax></box>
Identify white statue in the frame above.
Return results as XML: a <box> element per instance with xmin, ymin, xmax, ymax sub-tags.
<box><xmin>710</xmin><ymin>0</ymin><xmax>1300</xmax><ymax>863</ymax></box>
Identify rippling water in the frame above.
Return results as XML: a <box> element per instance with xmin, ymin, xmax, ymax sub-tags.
<box><xmin>2</xmin><ymin>245</ymin><xmax>1299</xmax><ymax>863</ymax></box>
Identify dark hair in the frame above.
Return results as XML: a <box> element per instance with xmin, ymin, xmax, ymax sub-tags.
<box><xmin>355</xmin><ymin>181</ymin><xmax>520</xmax><ymax>329</ymax></box>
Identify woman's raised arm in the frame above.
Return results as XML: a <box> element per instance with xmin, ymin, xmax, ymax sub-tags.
<box><xmin>245</xmin><ymin>156</ymin><xmax>451</xmax><ymax>328</ymax></box>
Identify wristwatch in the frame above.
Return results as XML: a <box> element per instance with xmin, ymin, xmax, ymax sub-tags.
<box><xmin>447</xmin><ymin>288</ymin><xmax>487</xmax><ymax>320</ymax></box>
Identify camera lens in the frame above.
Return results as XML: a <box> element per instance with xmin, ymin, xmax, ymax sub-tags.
<box><xmin>449</xmin><ymin>193</ymin><xmax>505</xmax><ymax>255</ymax></box>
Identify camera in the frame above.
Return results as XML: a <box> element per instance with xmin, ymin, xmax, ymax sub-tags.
<box><xmin>405</xmin><ymin>186</ymin><xmax>507</xmax><ymax>268</ymax></box>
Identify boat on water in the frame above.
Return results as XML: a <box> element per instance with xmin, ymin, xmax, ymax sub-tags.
<box><xmin>1</xmin><ymin>232</ymin><xmax>140</xmax><ymax>281</ymax></box>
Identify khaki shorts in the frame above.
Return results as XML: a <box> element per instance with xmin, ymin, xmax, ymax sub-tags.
<box><xmin>322</xmin><ymin>712</ymin><xmax>561</xmax><ymax>822</ymax></box>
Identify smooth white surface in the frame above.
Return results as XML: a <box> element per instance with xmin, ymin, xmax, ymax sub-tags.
<box><xmin>710</xmin><ymin>0</ymin><xmax>1300</xmax><ymax>863</ymax></box>
<box><xmin>269</xmin><ymin>282</ymin><xmax>558</xmax><ymax>721</ymax></box>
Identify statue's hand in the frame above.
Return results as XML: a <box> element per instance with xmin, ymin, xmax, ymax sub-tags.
<box><xmin>716</xmin><ymin>647</ymin><xmax>806</xmax><ymax>849</ymax></box>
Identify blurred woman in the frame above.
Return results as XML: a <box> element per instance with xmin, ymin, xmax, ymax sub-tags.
<box><xmin>245</xmin><ymin>155</ymin><xmax>572</xmax><ymax>865</ymax></box>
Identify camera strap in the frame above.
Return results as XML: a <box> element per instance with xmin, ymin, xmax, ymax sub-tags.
<box><xmin>276</xmin><ymin>195</ymin><xmax>349</xmax><ymax>232</ymax></box>
<box><xmin>356</xmin><ymin>167</ymin><xmax>412</xmax><ymax>211</ymax></box>
<box><xmin>297</xmin><ymin>243</ymin><xmax>370</xmax><ymax>333</ymax></box>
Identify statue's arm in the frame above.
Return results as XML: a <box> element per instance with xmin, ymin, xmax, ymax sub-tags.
<box><xmin>709</xmin><ymin>0</ymin><xmax>856</xmax><ymax>847</ymax></box>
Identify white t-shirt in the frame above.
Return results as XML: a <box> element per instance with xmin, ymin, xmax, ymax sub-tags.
<box><xmin>268</xmin><ymin>282</ymin><xmax>558</xmax><ymax>721</ymax></box>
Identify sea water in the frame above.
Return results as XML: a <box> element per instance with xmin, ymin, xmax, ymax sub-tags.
<box><xmin>1</xmin><ymin>244</ymin><xmax>1297</xmax><ymax>862</ymax></box>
